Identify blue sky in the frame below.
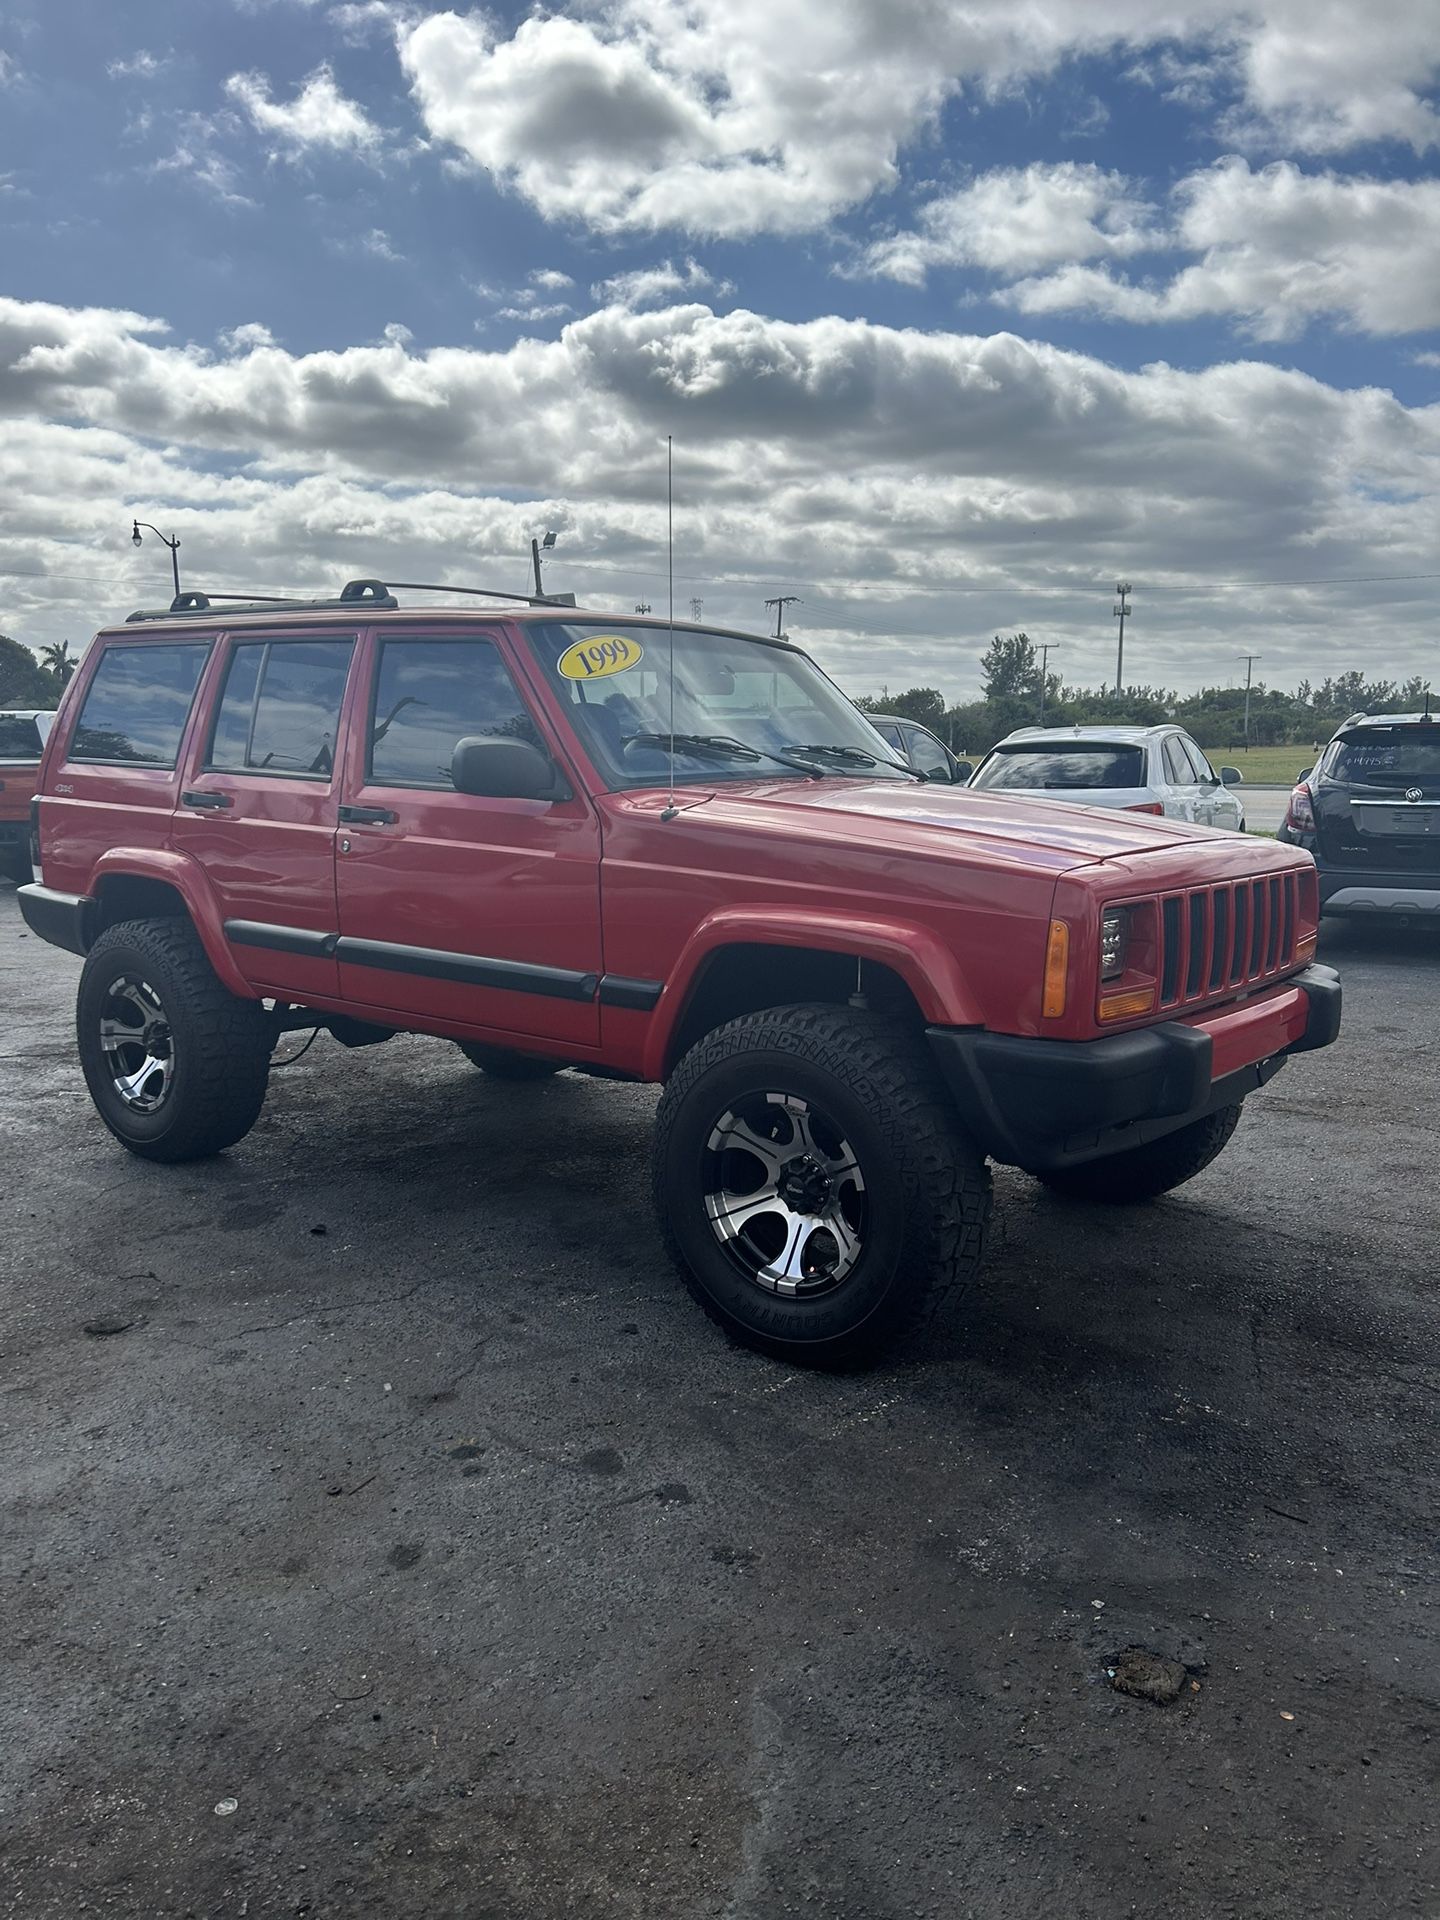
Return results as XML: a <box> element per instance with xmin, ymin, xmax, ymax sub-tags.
<box><xmin>2</xmin><ymin>1</ymin><xmax>1438</xmax><ymax>695</ymax></box>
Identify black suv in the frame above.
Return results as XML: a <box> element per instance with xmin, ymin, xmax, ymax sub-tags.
<box><xmin>1278</xmin><ymin>711</ymin><xmax>1440</xmax><ymax>919</ymax></box>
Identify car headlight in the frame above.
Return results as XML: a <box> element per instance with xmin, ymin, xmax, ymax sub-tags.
<box><xmin>1100</xmin><ymin>908</ymin><xmax>1130</xmax><ymax>980</ymax></box>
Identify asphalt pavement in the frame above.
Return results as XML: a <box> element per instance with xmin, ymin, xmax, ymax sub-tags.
<box><xmin>1</xmin><ymin>885</ymin><xmax>1436</xmax><ymax>1919</ymax></box>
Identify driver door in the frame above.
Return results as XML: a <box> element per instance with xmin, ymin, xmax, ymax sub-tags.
<box><xmin>332</xmin><ymin>631</ymin><xmax>602</xmax><ymax>1046</ymax></box>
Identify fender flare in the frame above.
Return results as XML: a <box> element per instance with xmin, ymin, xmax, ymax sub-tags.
<box><xmin>642</xmin><ymin>905</ymin><xmax>984</xmax><ymax>1080</ymax></box>
<box><xmin>89</xmin><ymin>848</ymin><xmax>253</xmax><ymax>997</ymax></box>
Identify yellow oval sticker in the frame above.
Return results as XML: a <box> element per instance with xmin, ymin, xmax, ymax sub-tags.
<box><xmin>557</xmin><ymin>633</ymin><xmax>645</xmax><ymax>681</ymax></box>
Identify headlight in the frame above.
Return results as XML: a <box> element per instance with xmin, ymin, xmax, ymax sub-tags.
<box><xmin>1100</xmin><ymin>908</ymin><xmax>1130</xmax><ymax>980</ymax></box>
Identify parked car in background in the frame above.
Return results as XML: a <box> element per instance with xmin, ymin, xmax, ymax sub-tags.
<box><xmin>969</xmin><ymin>725</ymin><xmax>1247</xmax><ymax>831</ymax></box>
<box><xmin>1278</xmin><ymin>710</ymin><xmax>1440</xmax><ymax>918</ymax></box>
<box><xmin>0</xmin><ymin>710</ymin><xmax>55</xmax><ymax>884</ymax></box>
<box><xmin>866</xmin><ymin>713</ymin><xmax>971</xmax><ymax>784</ymax></box>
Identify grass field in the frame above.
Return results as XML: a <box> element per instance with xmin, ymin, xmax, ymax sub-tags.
<box><xmin>1196</xmin><ymin>744</ymin><xmax>1315</xmax><ymax>784</ymax></box>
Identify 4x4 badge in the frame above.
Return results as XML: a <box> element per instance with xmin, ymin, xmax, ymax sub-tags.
<box><xmin>1405</xmin><ymin>786</ymin><xmax>1424</xmax><ymax>802</ymax></box>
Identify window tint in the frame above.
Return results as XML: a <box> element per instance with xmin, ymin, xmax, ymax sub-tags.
<box><xmin>209</xmin><ymin>640</ymin><xmax>354</xmax><ymax>778</ymax></box>
<box><xmin>1180</xmin><ymin>735</ymin><xmax>1217</xmax><ymax>783</ymax></box>
<box><xmin>0</xmin><ymin>716</ymin><xmax>44</xmax><ymax>759</ymax></box>
<box><xmin>1162</xmin><ymin>737</ymin><xmax>1193</xmax><ymax>786</ymax></box>
<box><xmin>1328</xmin><ymin>728</ymin><xmax>1440</xmax><ymax>787</ymax></box>
<box><xmin>972</xmin><ymin>744</ymin><xmax>1145</xmax><ymax>791</ymax></box>
<box><xmin>906</xmin><ymin>727</ymin><xmax>953</xmax><ymax>780</ymax></box>
<box><xmin>70</xmin><ymin>643</ymin><xmax>211</xmax><ymax>767</ymax></box>
<box><xmin>870</xmin><ymin>722</ymin><xmax>903</xmax><ymax>752</ymax></box>
<box><xmin>369</xmin><ymin>639</ymin><xmax>540</xmax><ymax>787</ymax></box>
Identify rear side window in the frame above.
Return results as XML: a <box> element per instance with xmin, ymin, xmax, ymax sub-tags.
<box><xmin>0</xmin><ymin>716</ymin><xmax>45</xmax><ymax>759</ymax></box>
<box><xmin>69</xmin><ymin>643</ymin><xmax>211</xmax><ymax>767</ymax></box>
<box><xmin>367</xmin><ymin>638</ymin><xmax>540</xmax><ymax>787</ymax></box>
<box><xmin>208</xmin><ymin>639</ymin><xmax>354</xmax><ymax>779</ymax></box>
<box><xmin>1162</xmin><ymin>737</ymin><xmax>1193</xmax><ymax>785</ymax></box>
<box><xmin>973</xmin><ymin>744</ymin><xmax>1145</xmax><ymax>791</ymax></box>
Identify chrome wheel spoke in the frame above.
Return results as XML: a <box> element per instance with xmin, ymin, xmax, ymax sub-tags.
<box><xmin>708</xmin><ymin>1114</ymin><xmax>787</xmax><ymax>1179</ymax></box>
<box><xmin>707</xmin><ymin>1187</ymin><xmax>785</xmax><ymax>1234</ymax></box>
<box><xmin>98</xmin><ymin>974</ymin><xmax>175</xmax><ymax>1112</ymax></box>
<box><xmin>758</xmin><ymin>1208</ymin><xmax>820</xmax><ymax>1293</ymax></box>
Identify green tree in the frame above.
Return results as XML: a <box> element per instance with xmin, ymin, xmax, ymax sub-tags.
<box><xmin>0</xmin><ymin>634</ymin><xmax>63</xmax><ymax>708</ymax></box>
<box><xmin>39</xmin><ymin>640</ymin><xmax>77</xmax><ymax>686</ymax></box>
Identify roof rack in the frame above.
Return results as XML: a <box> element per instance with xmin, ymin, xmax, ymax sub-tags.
<box><xmin>125</xmin><ymin>577</ymin><xmax>579</xmax><ymax>624</ymax></box>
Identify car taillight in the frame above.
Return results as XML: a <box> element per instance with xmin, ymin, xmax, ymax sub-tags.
<box><xmin>29</xmin><ymin>798</ymin><xmax>41</xmax><ymax>879</ymax></box>
<box><xmin>1285</xmin><ymin>783</ymin><xmax>1316</xmax><ymax>832</ymax></box>
<box><xmin>1124</xmin><ymin>801</ymin><xmax>1164</xmax><ymax>814</ymax></box>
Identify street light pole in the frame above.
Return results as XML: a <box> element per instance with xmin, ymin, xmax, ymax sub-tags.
<box><xmin>1237</xmin><ymin>652</ymin><xmax>1262</xmax><ymax>752</ymax></box>
<box><xmin>1112</xmin><ymin>581</ymin><xmax>1132</xmax><ymax>696</ymax></box>
<box><xmin>132</xmin><ymin>520</ymin><xmax>181</xmax><ymax>599</ymax></box>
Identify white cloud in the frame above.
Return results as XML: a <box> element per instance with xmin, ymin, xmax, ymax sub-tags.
<box><xmin>1005</xmin><ymin>161</ymin><xmax>1440</xmax><ymax>338</ymax></box>
<box><xmin>359</xmin><ymin>227</ymin><xmax>401</xmax><ymax>260</ymax></box>
<box><xmin>860</xmin><ymin>164</ymin><xmax>1165</xmax><ymax>285</ymax></box>
<box><xmin>396</xmin><ymin>2</ymin><xmax>1440</xmax><ymax>239</ymax></box>
<box><xmin>2</xmin><ymin>292</ymin><xmax>1439</xmax><ymax>695</ymax></box>
<box><xmin>150</xmin><ymin>116</ymin><xmax>256</xmax><ymax>207</ymax></box>
<box><xmin>107</xmin><ymin>51</ymin><xmax>166</xmax><ymax>79</ymax></box>
<box><xmin>0</xmin><ymin>49</ymin><xmax>21</xmax><ymax>87</ymax></box>
<box><xmin>591</xmin><ymin>258</ymin><xmax>732</xmax><ymax>308</ymax></box>
<box><xmin>225</xmin><ymin>63</ymin><xmax>382</xmax><ymax>154</ymax></box>
<box><xmin>219</xmin><ymin>322</ymin><xmax>278</xmax><ymax>352</ymax></box>
<box><xmin>531</xmin><ymin>268</ymin><xmax>575</xmax><ymax>292</ymax></box>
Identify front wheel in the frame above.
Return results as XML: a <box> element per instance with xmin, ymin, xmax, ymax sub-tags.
<box><xmin>653</xmin><ymin>1004</ymin><xmax>991</xmax><ymax>1365</ymax></box>
<box><xmin>1035</xmin><ymin>1104</ymin><xmax>1242</xmax><ymax>1204</ymax></box>
<box><xmin>77</xmin><ymin>918</ymin><xmax>273</xmax><ymax>1162</ymax></box>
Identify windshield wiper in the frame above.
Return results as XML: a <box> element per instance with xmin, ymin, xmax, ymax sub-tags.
<box><xmin>784</xmin><ymin>741</ymin><xmax>926</xmax><ymax>782</ymax></box>
<box><xmin>626</xmin><ymin>732</ymin><xmax>825</xmax><ymax>778</ymax></box>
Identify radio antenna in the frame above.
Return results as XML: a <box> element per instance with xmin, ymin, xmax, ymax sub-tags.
<box><xmin>661</xmin><ymin>433</ymin><xmax>678</xmax><ymax>822</ymax></box>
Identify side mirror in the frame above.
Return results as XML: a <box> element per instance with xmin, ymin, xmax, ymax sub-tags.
<box><xmin>953</xmin><ymin>760</ymin><xmax>974</xmax><ymax>782</ymax></box>
<box><xmin>1295</xmin><ymin>768</ymin><xmax>1312</xmax><ymax>784</ymax></box>
<box><xmin>1219</xmin><ymin>766</ymin><xmax>1243</xmax><ymax>786</ymax></box>
<box><xmin>451</xmin><ymin>736</ymin><xmax>567</xmax><ymax>800</ymax></box>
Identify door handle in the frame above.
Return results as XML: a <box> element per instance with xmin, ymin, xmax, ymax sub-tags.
<box><xmin>338</xmin><ymin>804</ymin><xmax>398</xmax><ymax>825</ymax></box>
<box><xmin>182</xmin><ymin>790</ymin><xmax>232</xmax><ymax>810</ymax></box>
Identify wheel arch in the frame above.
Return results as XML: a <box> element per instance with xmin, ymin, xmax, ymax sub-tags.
<box><xmin>89</xmin><ymin>850</ymin><xmax>252</xmax><ymax>996</ymax></box>
<box><xmin>645</xmin><ymin>908</ymin><xmax>983</xmax><ymax>1080</ymax></box>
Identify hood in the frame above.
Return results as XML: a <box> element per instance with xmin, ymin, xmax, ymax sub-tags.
<box><xmin>622</xmin><ymin>776</ymin><xmax>1216</xmax><ymax>870</ymax></box>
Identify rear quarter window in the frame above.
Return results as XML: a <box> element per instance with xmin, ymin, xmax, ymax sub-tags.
<box><xmin>69</xmin><ymin>643</ymin><xmax>212</xmax><ymax>767</ymax></box>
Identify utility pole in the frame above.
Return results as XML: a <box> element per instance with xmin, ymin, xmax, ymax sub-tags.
<box><xmin>1037</xmin><ymin>642</ymin><xmax>1060</xmax><ymax>727</ymax></box>
<box><xmin>1237</xmin><ymin>652</ymin><xmax>1262</xmax><ymax>751</ymax></box>
<box><xmin>764</xmin><ymin>595</ymin><xmax>801</xmax><ymax>638</ymax></box>
<box><xmin>1112</xmin><ymin>582</ymin><xmax>1132</xmax><ymax>696</ymax></box>
<box><xmin>635</xmin><ymin>602</ymin><xmax>652</xmax><ymax>614</ymax></box>
<box><xmin>690</xmin><ymin>597</ymin><xmax>703</xmax><ymax>622</ymax></box>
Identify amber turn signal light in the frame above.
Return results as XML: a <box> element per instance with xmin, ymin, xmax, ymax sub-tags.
<box><xmin>1042</xmin><ymin>920</ymin><xmax>1069</xmax><ymax>1018</ymax></box>
<box><xmin>1098</xmin><ymin>986</ymin><xmax>1157</xmax><ymax>1022</ymax></box>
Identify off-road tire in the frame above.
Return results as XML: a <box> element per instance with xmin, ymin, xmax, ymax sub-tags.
<box><xmin>77</xmin><ymin>917</ymin><xmax>273</xmax><ymax>1162</ymax></box>
<box><xmin>1036</xmin><ymin>1103</ymin><xmax>1242</xmax><ymax>1204</ymax></box>
<box><xmin>653</xmin><ymin>1002</ymin><xmax>992</xmax><ymax>1365</ymax></box>
<box><xmin>455</xmin><ymin>1042</ymin><xmax>562</xmax><ymax>1080</ymax></box>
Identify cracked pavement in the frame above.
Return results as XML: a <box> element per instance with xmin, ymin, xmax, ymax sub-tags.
<box><xmin>1</xmin><ymin>886</ymin><xmax>1436</xmax><ymax>1917</ymax></box>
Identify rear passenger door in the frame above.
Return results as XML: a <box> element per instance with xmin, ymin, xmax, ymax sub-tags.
<box><xmin>172</xmin><ymin>633</ymin><xmax>355</xmax><ymax>1000</ymax></box>
<box><xmin>1160</xmin><ymin>733</ymin><xmax>1204</xmax><ymax>822</ymax></box>
<box><xmin>331</xmin><ymin>631</ymin><xmax>602</xmax><ymax>1048</ymax></box>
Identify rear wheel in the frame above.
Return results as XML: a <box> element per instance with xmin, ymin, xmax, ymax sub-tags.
<box><xmin>1035</xmin><ymin>1104</ymin><xmax>1242</xmax><ymax>1203</ymax></box>
<box><xmin>455</xmin><ymin>1041</ymin><xmax>562</xmax><ymax>1080</ymax></box>
<box><xmin>653</xmin><ymin>1003</ymin><xmax>991</xmax><ymax>1365</ymax></box>
<box><xmin>77</xmin><ymin>918</ymin><xmax>273</xmax><ymax>1162</ymax></box>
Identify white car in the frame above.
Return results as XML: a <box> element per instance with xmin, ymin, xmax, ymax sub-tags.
<box><xmin>968</xmin><ymin>725</ymin><xmax>1247</xmax><ymax>831</ymax></box>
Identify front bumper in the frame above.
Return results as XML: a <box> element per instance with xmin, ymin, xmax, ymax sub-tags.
<box><xmin>928</xmin><ymin>964</ymin><xmax>1341</xmax><ymax>1172</ymax></box>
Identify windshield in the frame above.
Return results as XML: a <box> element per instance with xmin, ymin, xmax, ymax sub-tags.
<box><xmin>0</xmin><ymin>715</ymin><xmax>45</xmax><ymax>760</ymax></box>
<box><xmin>526</xmin><ymin>622</ymin><xmax>911</xmax><ymax>787</ymax></box>
<box><xmin>972</xmin><ymin>743</ymin><xmax>1145</xmax><ymax>791</ymax></box>
<box><xmin>1325</xmin><ymin>727</ymin><xmax>1440</xmax><ymax>788</ymax></box>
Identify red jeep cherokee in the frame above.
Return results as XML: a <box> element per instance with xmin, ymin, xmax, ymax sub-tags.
<box><xmin>20</xmin><ymin>580</ymin><xmax>1340</xmax><ymax>1362</ymax></box>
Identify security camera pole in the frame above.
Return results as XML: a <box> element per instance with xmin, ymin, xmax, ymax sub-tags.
<box><xmin>132</xmin><ymin>519</ymin><xmax>181</xmax><ymax>599</ymax></box>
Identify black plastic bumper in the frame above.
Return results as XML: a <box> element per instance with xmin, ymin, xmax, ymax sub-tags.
<box><xmin>928</xmin><ymin>964</ymin><xmax>1342</xmax><ymax>1172</ymax></box>
<box><xmin>17</xmin><ymin>883</ymin><xmax>92</xmax><ymax>956</ymax></box>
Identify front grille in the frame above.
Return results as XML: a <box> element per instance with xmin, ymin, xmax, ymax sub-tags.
<box><xmin>1156</xmin><ymin>871</ymin><xmax>1304</xmax><ymax>1011</ymax></box>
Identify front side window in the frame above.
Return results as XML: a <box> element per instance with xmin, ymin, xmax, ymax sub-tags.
<box><xmin>906</xmin><ymin>727</ymin><xmax>954</xmax><ymax>781</ymax></box>
<box><xmin>369</xmin><ymin>638</ymin><xmax>540</xmax><ymax>787</ymax></box>
<box><xmin>526</xmin><ymin>621</ymin><xmax>910</xmax><ymax>788</ymax></box>
<box><xmin>1162</xmin><ymin>737</ymin><xmax>1193</xmax><ymax>786</ymax></box>
<box><xmin>1181</xmin><ymin>736</ymin><xmax>1218</xmax><ymax>784</ymax></box>
<box><xmin>69</xmin><ymin>643</ymin><xmax>212</xmax><ymax>767</ymax></box>
<box><xmin>972</xmin><ymin>744</ymin><xmax>1145</xmax><ymax>792</ymax></box>
<box><xmin>208</xmin><ymin>639</ymin><xmax>354</xmax><ymax>778</ymax></box>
